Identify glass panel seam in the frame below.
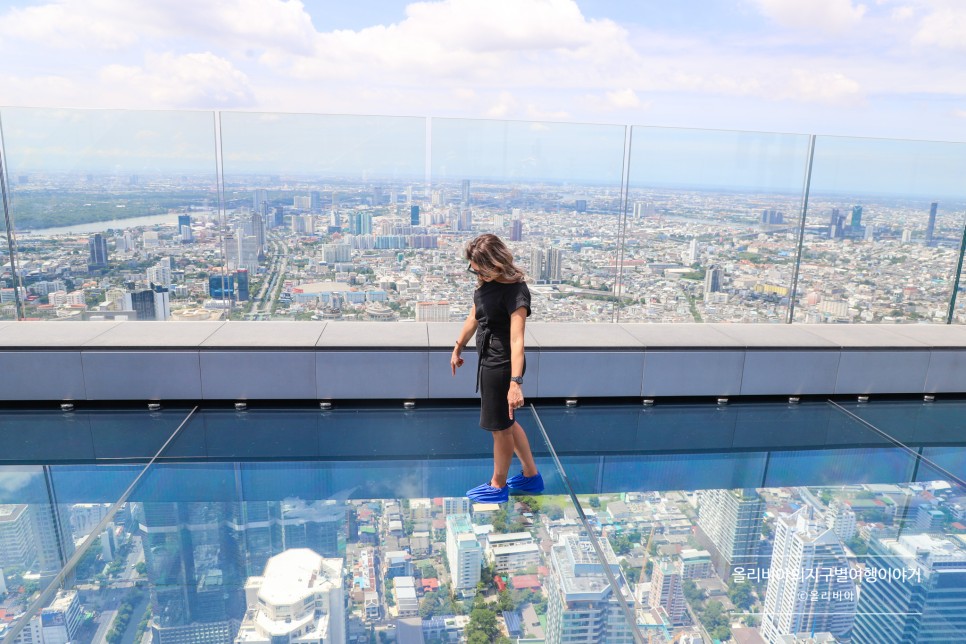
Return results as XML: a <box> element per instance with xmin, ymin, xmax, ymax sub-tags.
<box><xmin>529</xmin><ymin>403</ymin><xmax>646</xmax><ymax>644</ymax></box>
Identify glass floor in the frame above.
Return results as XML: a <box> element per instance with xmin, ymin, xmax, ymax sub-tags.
<box><xmin>2</xmin><ymin>400</ymin><xmax>966</xmax><ymax>644</ymax></box>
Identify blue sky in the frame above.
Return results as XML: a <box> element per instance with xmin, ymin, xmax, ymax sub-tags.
<box><xmin>1</xmin><ymin>0</ymin><xmax>965</xmax><ymax>195</ymax></box>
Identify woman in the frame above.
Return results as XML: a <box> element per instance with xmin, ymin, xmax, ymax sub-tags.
<box><xmin>451</xmin><ymin>234</ymin><xmax>544</xmax><ymax>503</ymax></box>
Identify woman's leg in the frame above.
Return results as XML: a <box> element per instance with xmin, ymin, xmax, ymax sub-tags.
<box><xmin>490</xmin><ymin>427</ymin><xmax>515</xmax><ymax>488</ymax></box>
<box><xmin>510</xmin><ymin>422</ymin><xmax>539</xmax><ymax>477</ymax></box>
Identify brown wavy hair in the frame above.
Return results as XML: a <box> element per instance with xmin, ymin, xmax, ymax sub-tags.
<box><xmin>465</xmin><ymin>234</ymin><xmax>526</xmax><ymax>287</ymax></box>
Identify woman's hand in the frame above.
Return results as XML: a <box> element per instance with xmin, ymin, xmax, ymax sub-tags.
<box><xmin>508</xmin><ymin>382</ymin><xmax>524</xmax><ymax>420</ymax></box>
<box><xmin>451</xmin><ymin>345</ymin><xmax>464</xmax><ymax>375</ymax></box>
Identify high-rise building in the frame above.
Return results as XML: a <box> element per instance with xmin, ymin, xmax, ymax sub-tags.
<box><xmin>141</xmin><ymin>502</ymin><xmax>245</xmax><ymax>644</ymax></box>
<box><xmin>829</xmin><ymin>208</ymin><xmax>845</xmax><ymax>239</ymax></box>
<box><xmin>40</xmin><ymin>590</ymin><xmax>82</xmax><ymax>644</ymax></box>
<box><xmin>850</xmin><ymin>205</ymin><xmax>863</xmax><ymax>231</ymax></box>
<box><xmin>649</xmin><ymin>559</ymin><xmax>688</xmax><ymax>626</ymax></box>
<box><xmin>252</xmin><ymin>189</ymin><xmax>268</xmax><ymax>212</ymax></box>
<box><xmin>250</xmin><ymin>212</ymin><xmax>265</xmax><ymax>252</ymax></box>
<box><xmin>926</xmin><ymin>201</ymin><xmax>938</xmax><ymax>244</ymax></box>
<box><xmin>852</xmin><ymin>533</ymin><xmax>966</xmax><ymax>643</ymax></box>
<box><xmin>575</xmin><ymin>199</ymin><xmax>587</xmax><ymax>213</ymax></box>
<box><xmin>546</xmin><ymin>248</ymin><xmax>563</xmax><ymax>282</ymax></box>
<box><xmin>759</xmin><ymin>507</ymin><xmax>857</xmax><ymax>643</ymax></box>
<box><xmin>349</xmin><ymin>212</ymin><xmax>373</xmax><ymax>236</ymax></box>
<box><xmin>686</xmin><ymin>238</ymin><xmax>699</xmax><ymax>264</ymax></box>
<box><xmin>410</xmin><ymin>205</ymin><xmax>419</xmax><ymax>226</ymax></box>
<box><xmin>825</xmin><ymin>499</ymin><xmax>856</xmax><ymax>542</ymax></box>
<box><xmin>415</xmin><ymin>301</ymin><xmax>451</xmax><ymax>323</ymax></box>
<box><xmin>530</xmin><ymin>249</ymin><xmax>544</xmax><ymax>282</ymax></box>
<box><xmin>209</xmin><ymin>275</ymin><xmax>234</xmax><ymax>300</ymax></box>
<box><xmin>445</xmin><ymin>514</ymin><xmax>482</xmax><ymax>597</ymax></box>
<box><xmin>147</xmin><ymin>258</ymin><xmax>173</xmax><ymax>288</ymax></box>
<box><xmin>234</xmin><ymin>548</ymin><xmax>344</xmax><ymax>644</ymax></box>
<box><xmin>0</xmin><ymin>504</ymin><xmax>33</xmax><ymax>568</ymax></box>
<box><xmin>761</xmin><ymin>209</ymin><xmax>783</xmax><ymax>225</ymax></box>
<box><xmin>914</xmin><ymin>505</ymin><xmax>945</xmax><ymax>533</ymax></box>
<box><xmin>235</xmin><ymin>270</ymin><xmax>249</xmax><ymax>302</ymax></box>
<box><xmin>461</xmin><ymin>179</ymin><xmax>471</xmax><ymax>205</ymax></box>
<box><xmin>124</xmin><ymin>283</ymin><xmax>170</xmax><ymax>321</ymax></box>
<box><xmin>179</xmin><ymin>214</ymin><xmax>193</xmax><ymax>243</ymax></box>
<box><xmin>509</xmin><ymin>219</ymin><xmax>522</xmax><ymax>242</ymax></box>
<box><xmin>310</xmin><ymin>191</ymin><xmax>322</xmax><ymax>210</ymax></box>
<box><xmin>703</xmin><ymin>265</ymin><xmax>723</xmax><ymax>302</ymax></box>
<box><xmin>88</xmin><ymin>233</ymin><xmax>108</xmax><ymax>269</ymax></box>
<box><xmin>696</xmin><ymin>488</ymin><xmax>764</xmax><ymax>577</ymax></box>
<box><xmin>545</xmin><ymin>534</ymin><xmax>633</xmax><ymax>643</ymax></box>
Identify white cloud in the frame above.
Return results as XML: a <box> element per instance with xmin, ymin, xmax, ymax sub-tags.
<box><xmin>954</xmin><ymin>109</ymin><xmax>966</xmax><ymax>118</ymax></box>
<box><xmin>912</xmin><ymin>3</ymin><xmax>966</xmax><ymax>51</ymax></box>
<box><xmin>0</xmin><ymin>0</ymin><xmax>317</xmax><ymax>53</ymax></box>
<box><xmin>606</xmin><ymin>89</ymin><xmax>642</xmax><ymax>109</ymax></box>
<box><xmin>753</xmin><ymin>0</ymin><xmax>868</xmax><ymax>34</ymax></box>
<box><xmin>778</xmin><ymin>70</ymin><xmax>864</xmax><ymax>105</ymax></box>
<box><xmin>99</xmin><ymin>52</ymin><xmax>255</xmax><ymax>108</ymax></box>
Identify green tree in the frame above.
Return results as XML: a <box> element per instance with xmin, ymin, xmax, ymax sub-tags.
<box><xmin>465</xmin><ymin>608</ymin><xmax>499</xmax><ymax>641</ymax></box>
<box><xmin>728</xmin><ymin>581</ymin><xmax>754</xmax><ymax>611</ymax></box>
<box><xmin>497</xmin><ymin>589</ymin><xmax>515</xmax><ymax>612</ymax></box>
<box><xmin>588</xmin><ymin>496</ymin><xmax>600</xmax><ymax>509</ymax></box>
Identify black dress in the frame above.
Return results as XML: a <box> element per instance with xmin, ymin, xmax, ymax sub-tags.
<box><xmin>473</xmin><ymin>280</ymin><xmax>532</xmax><ymax>430</ymax></box>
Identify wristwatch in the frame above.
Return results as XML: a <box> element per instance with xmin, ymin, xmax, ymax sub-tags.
<box><xmin>510</xmin><ymin>376</ymin><xmax>524</xmax><ymax>385</ymax></box>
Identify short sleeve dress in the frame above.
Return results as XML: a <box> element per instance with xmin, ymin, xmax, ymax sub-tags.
<box><xmin>473</xmin><ymin>279</ymin><xmax>532</xmax><ymax>431</ymax></box>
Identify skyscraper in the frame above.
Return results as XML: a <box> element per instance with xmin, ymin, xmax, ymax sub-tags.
<box><xmin>546</xmin><ymin>247</ymin><xmax>563</xmax><ymax>282</ymax></box>
<box><xmin>510</xmin><ymin>219</ymin><xmax>522</xmax><ymax>242</ymax></box>
<box><xmin>829</xmin><ymin>208</ymin><xmax>845</xmax><ymax>239</ymax></box>
<box><xmin>178</xmin><ymin>214</ymin><xmax>193</xmax><ymax>243</ymax></box>
<box><xmin>123</xmin><ymin>284</ymin><xmax>170</xmax><ymax>321</ymax></box>
<box><xmin>235</xmin><ymin>269</ymin><xmax>249</xmax><ymax>302</ymax></box>
<box><xmin>530</xmin><ymin>249</ymin><xmax>544</xmax><ymax>281</ymax></box>
<box><xmin>544</xmin><ymin>534</ymin><xmax>633</xmax><ymax>643</ymax></box>
<box><xmin>88</xmin><ymin>233</ymin><xmax>108</xmax><ymax>269</ymax></box>
<box><xmin>348</xmin><ymin>212</ymin><xmax>373</xmax><ymax>236</ymax></box>
<box><xmin>410</xmin><ymin>205</ymin><xmax>420</xmax><ymax>226</ymax></box>
<box><xmin>461</xmin><ymin>179</ymin><xmax>471</xmax><ymax>205</ymax></box>
<box><xmin>252</xmin><ymin>189</ymin><xmax>268</xmax><ymax>212</ymax></box>
<box><xmin>234</xmin><ymin>549</ymin><xmax>344</xmax><ymax>644</ymax></box>
<box><xmin>649</xmin><ymin>559</ymin><xmax>688</xmax><ymax>626</ymax></box>
<box><xmin>759</xmin><ymin>507</ymin><xmax>857</xmax><ymax>643</ymax></box>
<box><xmin>926</xmin><ymin>201</ymin><xmax>938</xmax><ymax>245</ymax></box>
<box><xmin>445</xmin><ymin>514</ymin><xmax>481</xmax><ymax>597</ymax></box>
<box><xmin>852</xmin><ymin>533</ymin><xmax>966</xmax><ymax>643</ymax></box>
<box><xmin>209</xmin><ymin>274</ymin><xmax>234</xmax><ymax>300</ymax></box>
<box><xmin>696</xmin><ymin>488</ymin><xmax>764</xmax><ymax>577</ymax></box>
<box><xmin>850</xmin><ymin>205</ymin><xmax>863</xmax><ymax>232</ymax></box>
<box><xmin>703</xmin><ymin>265</ymin><xmax>723</xmax><ymax>302</ymax></box>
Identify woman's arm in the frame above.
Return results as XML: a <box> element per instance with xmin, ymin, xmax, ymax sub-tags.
<box><xmin>507</xmin><ymin>307</ymin><xmax>527</xmax><ymax>418</ymax></box>
<box><xmin>451</xmin><ymin>304</ymin><xmax>478</xmax><ymax>375</ymax></box>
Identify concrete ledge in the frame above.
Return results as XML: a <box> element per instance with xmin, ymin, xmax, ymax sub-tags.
<box><xmin>0</xmin><ymin>321</ymin><xmax>963</xmax><ymax>401</ymax></box>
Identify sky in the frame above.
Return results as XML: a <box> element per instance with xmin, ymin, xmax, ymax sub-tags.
<box><xmin>1</xmin><ymin>0</ymin><xmax>966</xmax><ymax>196</ymax></box>
<box><xmin>0</xmin><ymin>0</ymin><xmax>965</xmax><ymax>140</ymax></box>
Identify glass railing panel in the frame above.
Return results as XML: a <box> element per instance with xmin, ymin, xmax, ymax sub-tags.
<box><xmin>0</xmin><ymin>405</ymin><xmax>196</xmax><ymax>644</ymax></box>
<box><xmin>431</xmin><ymin>117</ymin><xmax>628</xmax><ymax>323</ymax></box>
<box><xmin>795</xmin><ymin>135</ymin><xmax>966</xmax><ymax>324</ymax></box>
<box><xmin>0</xmin><ymin>465</ymin><xmax>64</xmax><ymax>621</ymax></box>
<box><xmin>217</xmin><ymin>112</ymin><xmax>426</xmax><ymax>321</ymax></box>
<box><xmin>836</xmin><ymin>399</ymin><xmax>966</xmax><ymax>446</ymax></box>
<box><xmin>623</xmin><ymin>127</ymin><xmax>811</xmax><ymax>323</ymax></box>
<box><xmin>83</xmin><ymin>405</ymin><xmax>574</xmax><ymax>643</ymax></box>
<box><xmin>0</xmin><ymin>407</ymin><xmax>197</xmax><ymax>465</ymax></box>
<box><xmin>531</xmin><ymin>401</ymin><xmax>928</xmax><ymax>641</ymax></box>
<box><xmin>0</xmin><ymin>108</ymin><xmax>219</xmax><ymax>323</ymax></box>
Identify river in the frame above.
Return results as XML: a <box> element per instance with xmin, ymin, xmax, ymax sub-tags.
<box><xmin>23</xmin><ymin>213</ymin><xmax>180</xmax><ymax>236</ymax></box>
